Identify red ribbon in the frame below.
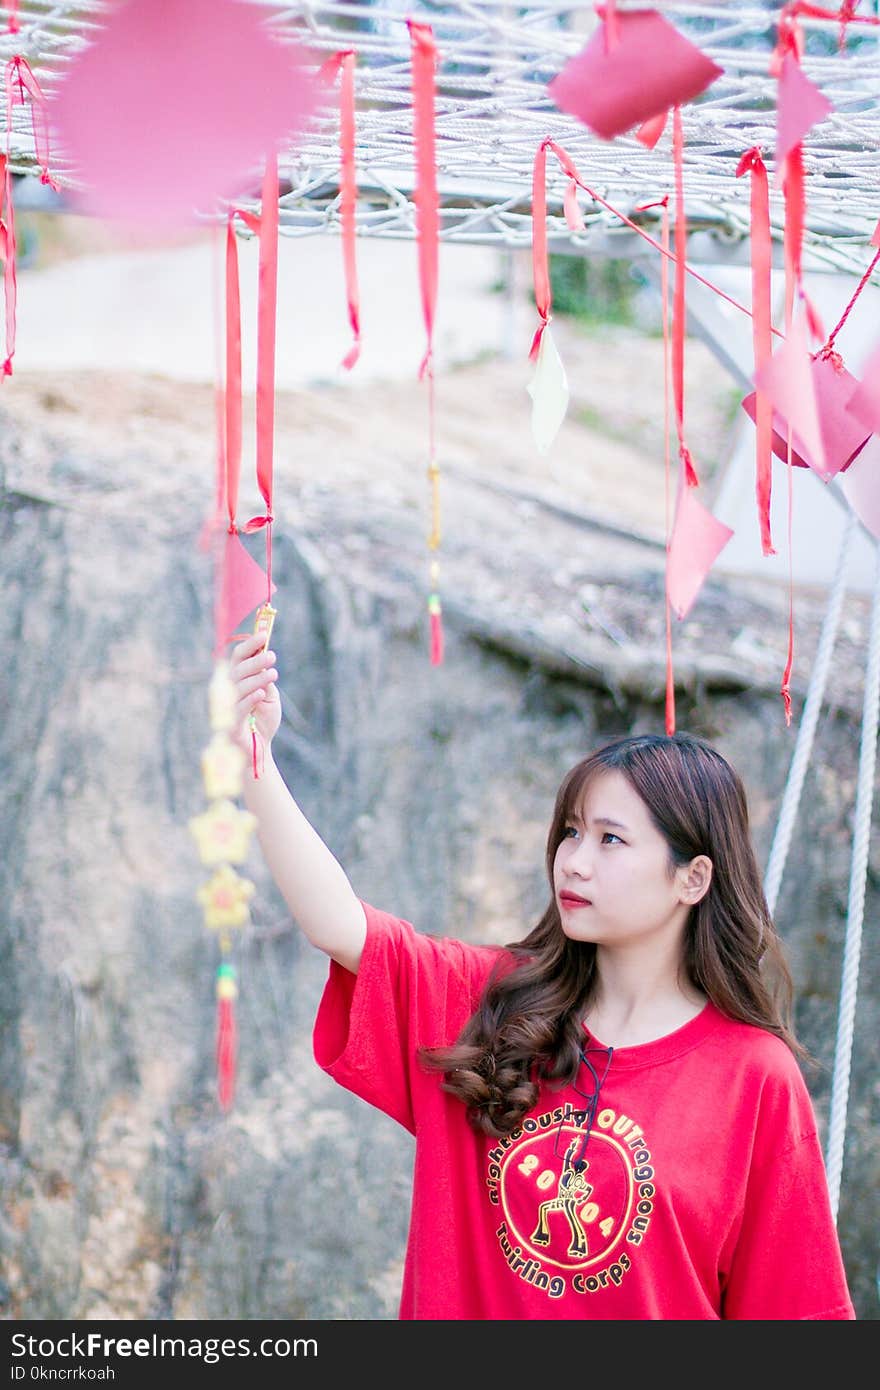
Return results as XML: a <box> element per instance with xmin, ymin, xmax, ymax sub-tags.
<box><xmin>319</xmin><ymin>50</ymin><xmax>361</xmax><ymax>371</ymax></box>
<box><xmin>530</xmin><ymin>141</ymin><xmax>550</xmax><ymax>360</ymax></box>
<box><xmin>672</xmin><ymin>106</ymin><xmax>699</xmax><ymax>488</ymax></box>
<box><xmin>736</xmin><ymin>147</ymin><xmax>775</xmax><ymax>556</ymax></box>
<box><xmin>657</xmin><ymin>197</ymin><xmax>675</xmax><ymax>736</ymax></box>
<box><xmin>408</xmin><ymin>20</ymin><xmax>444</xmax><ymax>666</ymax></box>
<box><xmin>0</xmin><ymin>152</ymin><xmax>15</xmax><ymax>377</ymax></box>
<box><xmin>4</xmin><ymin>57</ymin><xmax>58</xmax><ymax>189</ymax></box>
<box><xmin>538</xmin><ymin>138</ymin><xmax>785</xmax><ymax>340</ymax></box>
<box><xmin>224</xmin><ymin>212</ymin><xmax>243</xmax><ymax>532</ymax></box>
<box><xmin>408</xmin><ymin>20</ymin><xmax>439</xmax><ymax>383</ymax></box>
<box><xmin>338</xmin><ymin>52</ymin><xmax>361</xmax><ymax>370</ymax></box>
<box><xmin>245</xmin><ymin>149</ymin><xmax>278</xmax><ymax>599</ymax></box>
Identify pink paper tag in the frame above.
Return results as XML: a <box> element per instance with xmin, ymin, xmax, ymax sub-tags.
<box><xmin>744</xmin><ymin>330</ymin><xmax>870</xmax><ymax>482</ymax></box>
<box><xmin>50</xmin><ymin>0</ymin><xmax>318</xmax><ymax>229</ymax></box>
<box><xmin>548</xmin><ymin>8</ymin><xmax>722</xmax><ymax>140</ymax></box>
<box><xmin>774</xmin><ymin>53</ymin><xmax>833</xmax><ymax>173</ymax></box>
<box><xmin>840</xmin><ymin>436</ymin><xmax>880</xmax><ymax>541</ymax></box>
<box><xmin>845</xmin><ymin>339</ymin><xmax>880</xmax><ymax>437</ymax></box>
<box><xmin>667</xmin><ymin>485</ymin><xmax>733</xmax><ymax>621</ymax></box>
<box><xmin>217</xmin><ymin>531</ymin><xmax>276</xmax><ymax>649</ymax></box>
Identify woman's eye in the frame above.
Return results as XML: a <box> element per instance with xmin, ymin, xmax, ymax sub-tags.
<box><xmin>601</xmin><ymin>832</ymin><xmax>623</xmax><ymax>845</ymax></box>
<box><xmin>563</xmin><ymin>825</ymin><xmax>579</xmax><ymax>839</ymax></box>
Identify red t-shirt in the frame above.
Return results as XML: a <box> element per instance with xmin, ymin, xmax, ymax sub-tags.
<box><xmin>313</xmin><ymin>903</ymin><xmax>856</xmax><ymax>1320</ymax></box>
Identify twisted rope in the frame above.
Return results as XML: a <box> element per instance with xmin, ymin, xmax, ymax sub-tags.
<box><xmin>825</xmin><ymin>534</ymin><xmax>880</xmax><ymax>1222</ymax></box>
<box><xmin>763</xmin><ymin>508</ymin><xmax>855</xmax><ymax>916</ymax></box>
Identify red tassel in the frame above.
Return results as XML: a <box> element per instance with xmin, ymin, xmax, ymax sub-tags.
<box><xmin>429</xmin><ymin>597</ymin><xmax>444</xmax><ymax>666</ymax></box>
<box><xmin>216</xmin><ymin>995</ymin><xmax>237</xmax><ymax>1112</ymax></box>
<box><xmin>250</xmin><ymin>717</ymin><xmax>264</xmax><ymax>779</ymax></box>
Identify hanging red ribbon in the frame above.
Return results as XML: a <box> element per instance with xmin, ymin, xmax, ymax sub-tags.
<box><xmin>2</xmin><ymin>56</ymin><xmax>58</xmax><ymax>378</ymax></box>
<box><xmin>338</xmin><ymin>52</ymin><xmax>361</xmax><ymax>370</ymax></box>
<box><xmin>212</xmin><ymin>160</ymin><xmax>279</xmax><ymax>656</ymax></box>
<box><xmin>224</xmin><ymin>211</ymin><xmax>243</xmax><ymax>534</ymax></box>
<box><xmin>242</xmin><ymin>149</ymin><xmax>278</xmax><ymax>603</ymax></box>
<box><xmin>4</xmin><ymin>57</ymin><xmax>58</xmax><ymax>189</ymax></box>
<box><xmin>0</xmin><ymin>152</ymin><xmax>15</xmax><ymax>378</ymax></box>
<box><xmin>672</xmin><ymin>106</ymin><xmax>699</xmax><ymax>489</ymax></box>
<box><xmin>319</xmin><ymin>50</ymin><xmax>361</xmax><ymax>372</ymax></box>
<box><xmin>408</xmin><ymin>20</ymin><xmax>439</xmax><ymax>383</ymax></box>
<box><xmin>736</xmin><ymin>147</ymin><xmax>775</xmax><ymax>557</ymax></box>
<box><xmin>538</xmin><ymin>138</ymin><xmax>786</xmax><ymax>341</ymax></box>
<box><xmin>530</xmin><ymin>140</ymin><xmax>551</xmax><ymax>361</ymax></box>
<box><xmin>408</xmin><ymin>19</ymin><xmax>444</xmax><ymax>666</ymax></box>
<box><xmin>638</xmin><ymin>194</ymin><xmax>675</xmax><ymax>735</ymax></box>
<box><xmin>771</xmin><ymin>7</ymin><xmax>823</xmax><ymax>724</ymax></box>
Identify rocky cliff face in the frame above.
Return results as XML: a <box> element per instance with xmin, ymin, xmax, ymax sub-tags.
<box><xmin>1</xmin><ymin>355</ymin><xmax>877</xmax><ymax>1320</ymax></box>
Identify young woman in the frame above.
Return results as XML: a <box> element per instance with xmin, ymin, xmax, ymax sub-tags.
<box><xmin>229</xmin><ymin>630</ymin><xmax>855</xmax><ymax>1321</ymax></box>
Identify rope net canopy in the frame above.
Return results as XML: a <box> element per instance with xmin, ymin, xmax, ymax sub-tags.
<box><xmin>2</xmin><ymin>0</ymin><xmax>880</xmax><ymax>277</ymax></box>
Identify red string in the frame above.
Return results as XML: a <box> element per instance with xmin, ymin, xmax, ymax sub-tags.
<box><xmin>736</xmin><ymin>147</ymin><xmax>775</xmax><ymax>556</ymax></box>
<box><xmin>538</xmin><ymin>138</ymin><xmax>786</xmax><ymax>343</ymax></box>
<box><xmin>4</xmin><ymin>57</ymin><xmax>57</xmax><ymax>189</ymax></box>
<box><xmin>656</xmin><ymin>197</ymin><xmax>675</xmax><ymax>736</ymax></box>
<box><xmin>823</xmin><ymin>245</ymin><xmax>880</xmax><ymax>351</ymax></box>
<box><xmin>672</xmin><ymin>107</ymin><xmax>699</xmax><ymax>489</ymax></box>
<box><xmin>224</xmin><ymin>213</ymin><xmax>242</xmax><ymax>533</ymax></box>
<box><xmin>338</xmin><ymin>52</ymin><xmax>361</xmax><ymax>370</ymax></box>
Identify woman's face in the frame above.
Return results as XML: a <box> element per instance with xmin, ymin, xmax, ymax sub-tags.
<box><xmin>553</xmin><ymin>769</ymin><xmax>702</xmax><ymax>951</ymax></box>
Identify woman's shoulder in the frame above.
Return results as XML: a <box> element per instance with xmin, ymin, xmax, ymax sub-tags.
<box><xmin>703</xmin><ymin>1002</ymin><xmax>812</xmax><ymax>1092</ymax></box>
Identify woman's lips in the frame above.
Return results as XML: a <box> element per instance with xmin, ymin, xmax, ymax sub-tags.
<box><xmin>559</xmin><ymin>891</ymin><xmax>592</xmax><ymax>909</ymax></box>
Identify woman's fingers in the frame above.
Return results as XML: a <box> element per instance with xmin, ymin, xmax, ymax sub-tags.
<box><xmin>230</xmin><ymin>639</ymin><xmax>277</xmax><ymax>683</ymax></box>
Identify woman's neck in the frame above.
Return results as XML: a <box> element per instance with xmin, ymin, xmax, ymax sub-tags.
<box><xmin>583</xmin><ymin>947</ymin><xmax>706</xmax><ymax>1048</ymax></box>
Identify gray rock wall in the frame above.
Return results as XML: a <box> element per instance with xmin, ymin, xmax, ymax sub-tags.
<box><xmin>1</xmin><ymin>369</ymin><xmax>877</xmax><ymax>1321</ymax></box>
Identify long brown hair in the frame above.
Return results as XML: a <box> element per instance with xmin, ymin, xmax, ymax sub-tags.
<box><xmin>420</xmin><ymin>731</ymin><xmax>808</xmax><ymax>1138</ymax></box>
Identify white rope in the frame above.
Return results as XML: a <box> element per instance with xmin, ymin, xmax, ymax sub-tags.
<box><xmin>763</xmin><ymin>509</ymin><xmax>856</xmax><ymax>917</ymax></box>
<box><xmin>825</xmin><ymin>535</ymin><xmax>880</xmax><ymax>1223</ymax></box>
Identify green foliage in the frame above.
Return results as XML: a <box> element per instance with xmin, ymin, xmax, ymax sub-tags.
<box><xmin>548</xmin><ymin>255</ymin><xmax>640</xmax><ymax>327</ymax></box>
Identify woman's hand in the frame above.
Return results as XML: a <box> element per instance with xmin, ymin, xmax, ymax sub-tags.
<box><xmin>229</xmin><ymin>630</ymin><xmax>281</xmax><ymax>753</ymax></box>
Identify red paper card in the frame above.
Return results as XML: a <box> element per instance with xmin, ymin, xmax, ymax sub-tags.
<box><xmin>50</xmin><ymin>0</ymin><xmax>317</xmax><ymax>229</ymax></box>
<box><xmin>548</xmin><ymin>8</ymin><xmax>722</xmax><ymax>140</ymax></box>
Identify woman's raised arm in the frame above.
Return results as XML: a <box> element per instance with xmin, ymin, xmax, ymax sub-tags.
<box><xmin>228</xmin><ymin>631</ymin><xmax>366</xmax><ymax>974</ymax></box>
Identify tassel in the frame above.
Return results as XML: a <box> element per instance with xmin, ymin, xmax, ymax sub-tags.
<box><xmin>249</xmin><ymin>712</ymin><xmax>264</xmax><ymax>780</ymax></box>
<box><xmin>429</xmin><ymin>592</ymin><xmax>444</xmax><ymax>666</ymax></box>
<box><xmin>216</xmin><ymin>963</ymin><xmax>238</xmax><ymax>1111</ymax></box>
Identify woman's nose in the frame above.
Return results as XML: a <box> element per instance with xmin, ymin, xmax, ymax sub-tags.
<box><xmin>567</xmin><ymin>841</ymin><xmax>593</xmax><ymax>877</ymax></box>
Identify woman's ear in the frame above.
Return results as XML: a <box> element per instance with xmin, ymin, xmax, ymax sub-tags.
<box><xmin>678</xmin><ymin>855</ymin><xmax>713</xmax><ymax>905</ymax></box>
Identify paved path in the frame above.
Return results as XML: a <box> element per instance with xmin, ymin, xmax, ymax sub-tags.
<box><xmin>12</xmin><ymin>230</ymin><xmax>525</xmax><ymax>388</ymax></box>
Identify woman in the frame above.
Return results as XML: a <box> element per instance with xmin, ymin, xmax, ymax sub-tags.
<box><xmin>228</xmin><ymin>630</ymin><xmax>855</xmax><ymax>1320</ymax></box>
